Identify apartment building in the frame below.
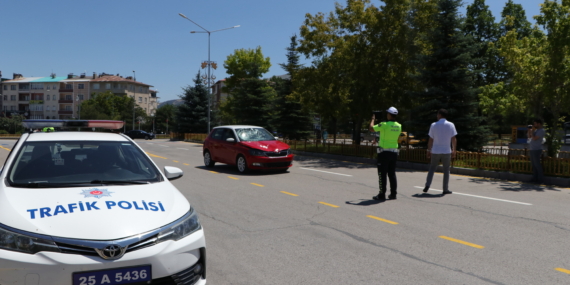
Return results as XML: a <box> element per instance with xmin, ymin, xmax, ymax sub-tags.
<box><xmin>0</xmin><ymin>72</ymin><xmax>158</xmax><ymax>119</ymax></box>
<box><xmin>211</xmin><ymin>79</ymin><xmax>228</xmax><ymax>109</ymax></box>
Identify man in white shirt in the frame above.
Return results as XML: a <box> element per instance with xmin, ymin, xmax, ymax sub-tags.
<box><xmin>423</xmin><ymin>109</ymin><xmax>457</xmax><ymax>195</ymax></box>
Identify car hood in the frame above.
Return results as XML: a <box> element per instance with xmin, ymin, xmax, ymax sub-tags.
<box><xmin>0</xmin><ymin>182</ymin><xmax>190</xmax><ymax>240</ymax></box>
<box><xmin>240</xmin><ymin>140</ymin><xmax>290</xmax><ymax>152</ymax></box>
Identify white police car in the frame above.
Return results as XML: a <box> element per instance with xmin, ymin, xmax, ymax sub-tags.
<box><xmin>0</xmin><ymin>120</ymin><xmax>206</xmax><ymax>285</ymax></box>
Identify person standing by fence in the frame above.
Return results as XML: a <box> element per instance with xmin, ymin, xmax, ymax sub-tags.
<box><xmin>528</xmin><ymin>119</ymin><xmax>545</xmax><ymax>184</ymax></box>
<box><xmin>423</xmin><ymin>109</ymin><xmax>457</xmax><ymax>195</ymax></box>
<box><xmin>370</xmin><ymin>107</ymin><xmax>402</xmax><ymax>201</ymax></box>
<box><xmin>322</xmin><ymin>129</ymin><xmax>328</xmax><ymax>144</ymax></box>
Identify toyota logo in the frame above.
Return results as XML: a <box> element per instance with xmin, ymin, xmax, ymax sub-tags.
<box><xmin>95</xmin><ymin>244</ymin><xmax>127</xmax><ymax>260</ymax></box>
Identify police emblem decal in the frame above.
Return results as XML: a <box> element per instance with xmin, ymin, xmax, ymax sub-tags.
<box><xmin>81</xmin><ymin>188</ymin><xmax>114</xmax><ymax>199</ymax></box>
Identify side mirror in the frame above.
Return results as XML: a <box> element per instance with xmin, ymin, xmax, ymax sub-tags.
<box><xmin>226</xmin><ymin>138</ymin><xmax>235</xmax><ymax>142</ymax></box>
<box><xmin>164</xmin><ymin>166</ymin><xmax>183</xmax><ymax>180</ymax></box>
<box><xmin>274</xmin><ymin>137</ymin><xmax>279</xmax><ymax>140</ymax></box>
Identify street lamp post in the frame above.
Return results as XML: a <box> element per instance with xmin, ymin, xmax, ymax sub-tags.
<box><xmin>179</xmin><ymin>13</ymin><xmax>239</xmax><ymax>133</ymax></box>
<box><xmin>132</xmin><ymin>70</ymin><xmax>136</xmax><ymax>131</ymax></box>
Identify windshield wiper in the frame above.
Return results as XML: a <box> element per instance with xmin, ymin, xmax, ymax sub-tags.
<box><xmin>90</xmin><ymin>180</ymin><xmax>150</xmax><ymax>185</ymax></box>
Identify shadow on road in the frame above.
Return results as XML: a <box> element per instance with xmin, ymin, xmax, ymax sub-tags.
<box><xmin>412</xmin><ymin>193</ymin><xmax>443</xmax><ymax>198</ymax></box>
<box><xmin>194</xmin><ymin>165</ymin><xmax>289</xmax><ymax>177</ymax></box>
<box><xmin>294</xmin><ymin>156</ymin><xmax>417</xmax><ymax>174</ymax></box>
<box><xmin>465</xmin><ymin>177</ymin><xmax>560</xmax><ymax>192</ymax></box>
<box><xmin>345</xmin><ymin>199</ymin><xmax>386</xmax><ymax>206</ymax></box>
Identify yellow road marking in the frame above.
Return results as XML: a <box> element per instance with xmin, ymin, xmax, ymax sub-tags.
<box><xmin>280</xmin><ymin>191</ymin><xmax>298</xmax><ymax>196</ymax></box>
<box><xmin>251</xmin><ymin>183</ymin><xmax>264</xmax><ymax>187</ymax></box>
<box><xmin>439</xmin><ymin>236</ymin><xmax>484</xmax><ymax>249</ymax></box>
<box><xmin>0</xmin><ymin>146</ymin><xmax>11</xmax><ymax>151</ymax></box>
<box><xmin>367</xmin><ymin>215</ymin><xmax>398</xmax><ymax>225</ymax></box>
<box><xmin>173</xmin><ymin>160</ymin><xmax>179</xmax><ymax>163</ymax></box>
<box><xmin>209</xmin><ymin>171</ymin><xmax>219</xmax><ymax>174</ymax></box>
<box><xmin>183</xmin><ymin>163</ymin><xmax>190</xmax><ymax>166</ymax></box>
<box><xmin>228</xmin><ymin>176</ymin><xmax>239</xmax><ymax>180</ymax></box>
<box><xmin>319</xmin><ymin>202</ymin><xmax>339</xmax><ymax>208</ymax></box>
<box><xmin>146</xmin><ymin>152</ymin><xmax>167</xmax><ymax>159</ymax></box>
<box><xmin>555</xmin><ymin>268</ymin><xmax>570</xmax><ymax>274</ymax></box>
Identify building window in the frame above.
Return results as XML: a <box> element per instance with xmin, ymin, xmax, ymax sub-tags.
<box><xmin>65</xmin><ymin>105</ymin><xmax>72</xmax><ymax>111</ymax></box>
<box><xmin>78</xmin><ymin>84</ymin><xmax>85</xmax><ymax>89</ymax></box>
<box><xmin>65</xmin><ymin>95</ymin><xmax>72</xmax><ymax>100</ymax></box>
<box><xmin>3</xmin><ymin>96</ymin><xmax>6</xmax><ymax>101</ymax></box>
<box><xmin>65</xmin><ymin>84</ymin><xmax>73</xmax><ymax>90</ymax></box>
<box><xmin>105</xmin><ymin>83</ymin><xmax>111</xmax><ymax>89</ymax></box>
<box><xmin>2</xmin><ymin>85</ymin><xmax>6</xmax><ymax>90</ymax></box>
<box><xmin>139</xmin><ymin>87</ymin><xmax>142</xmax><ymax>92</ymax></box>
<box><xmin>31</xmin><ymin>83</ymin><xmax>44</xmax><ymax>90</ymax></box>
<box><xmin>138</xmin><ymin>97</ymin><xmax>142</xmax><ymax>102</ymax></box>
<box><xmin>113</xmin><ymin>83</ymin><xmax>118</xmax><ymax>89</ymax></box>
<box><xmin>10</xmin><ymin>106</ymin><xmax>16</xmax><ymax>111</ymax></box>
<box><xmin>10</xmin><ymin>95</ymin><xmax>16</xmax><ymax>101</ymax></box>
<box><xmin>144</xmin><ymin>98</ymin><xmax>147</xmax><ymax>103</ymax></box>
<box><xmin>78</xmin><ymin>94</ymin><xmax>84</xmax><ymax>100</ymax></box>
<box><xmin>47</xmin><ymin>95</ymin><xmax>50</xmax><ymax>101</ymax></box>
<box><xmin>53</xmin><ymin>95</ymin><xmax>57</xmax><ymax>100</ymax></box>
<box><xmin>11</xmin><ymin>85</ymin><xmax>16</xmax><ymax>90</ymax></box>
<box><xmin>93</xmin><ymin>83</ymin><xmax>100</xmax><ymax>90</ymax></box>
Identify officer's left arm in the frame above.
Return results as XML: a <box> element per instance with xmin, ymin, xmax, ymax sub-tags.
<box><xmin>369</xmin><ymin>114</ymin><xmax>376</xmax><ymax>132</ymax></box>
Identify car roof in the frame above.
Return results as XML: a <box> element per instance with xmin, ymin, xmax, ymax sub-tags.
<box><xmin>25</xmin><ymin>132</ymin><xmax>130</xmax><ymax>142</ymax></box>
<box><xmin>214</xmin><ymin>125</ymin><xmax>262</xmax><ymax>130</ymax></box>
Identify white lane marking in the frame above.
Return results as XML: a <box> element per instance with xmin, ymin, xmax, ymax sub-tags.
<box><xmin>159</xmin><ymin>145</ymin><xmax>169</xmax><ymax>147</ymax></box>
<box><xmin>300</xmin><ymin>168</ymin><xmax>353</xmax><ymax>177</ymax></box>
<box><xmin>177</xmin><ymin>148</ymin><xmax>189</xmax><ymax>150</ymax></box>
<box><xmin>147</xmin><ymin>143</ymin><xmax>154</xmax><ymax>144</ymax></box>
<box><xmin>413</xmin><ymin>186</ymin><xmax>532</xmax><ymax>205</ymax></box>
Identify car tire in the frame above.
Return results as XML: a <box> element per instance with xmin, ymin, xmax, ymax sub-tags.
<box><xmin>204</xmin><ymin>151</ymin><xmax>215</xmax><ymax>168</ymax></box>
<box><xmin>278</xmin><ymin>168</ymin><xmax>289</xmax><ymax>173</ymax></box>
<box><xmin>236</xmin><ymin>155</ymin><xmax>249</xmax><ymax>173</ymax></box>
<box><xmin>145</xmin><ymin>135</ymin><xmax>150</xmax><ymax>140</ymax></box>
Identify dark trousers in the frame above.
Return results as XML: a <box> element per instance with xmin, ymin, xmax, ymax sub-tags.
<box><xmin>377</xmin><ymin>151</ymin><xmax>398</xmax><ymax>196</ymax></box>
<box><xmin>529</xmin><ymin>150</ymin><xmax>544</xmax><ymax>183</ymax></box>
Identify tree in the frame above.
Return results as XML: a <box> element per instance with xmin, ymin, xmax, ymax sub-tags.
<box><xmin>499</xmin><ymin>0</ymin><xmax>532</xmax><ymax>39</ymax></box>
<box><xmin>410</xmin><ymin>0</ymin><xmax>490</xmax><ymax>151</ymax></box>
<box><xmin>464</xmin><ymin>0</ymin><xmax>501</xmax><ymax>87</ymax></box>
<box><xmin>297</xmin><ymin>0</ymin><xmax>414</xmax><ymax>143</ymax></box>
<box><xmin>224</xmin><ymin>78</ymin><xmax>276</xmax><ymax>129</ymax></box>
<box><xmin>176</xmin><ymin>71</ymin><xmax>211</xmax><ymax>133</ymax></box>
<box><xmin>270</xmin><ymin>35</ymin><xmax>313</xmax><ymax>140</ymax></box>
<box><xmin>80</xmin><ymin>91</ymin><xmax>145</xmax><ymax>130</ymax></box>
<box><xmin>223</xmin><ymin>46</ymin><xmax>271</xmax><ymax>91</ymax></box>
<box><xmin>154</xmin><ymin>104</ymin><xmax>177</xmax><ymax>134</ymax></box>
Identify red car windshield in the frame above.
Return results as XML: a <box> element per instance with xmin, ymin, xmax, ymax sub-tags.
<box><xmin>235</xmin><ymin>128</ymin><xmax>275</xmax><ymax>142</ymax></box>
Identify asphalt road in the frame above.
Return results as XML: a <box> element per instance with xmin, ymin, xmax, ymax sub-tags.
<box><xmin>2</xmin><ymin>139</ymin><xmax>570</xmax><ymax>284</ymax></box>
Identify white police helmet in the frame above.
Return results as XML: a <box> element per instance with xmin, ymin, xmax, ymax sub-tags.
<box><xmin>387</xmin><ymin>107</ymin><xmax>398</xmax><ymax>115</ymax></box>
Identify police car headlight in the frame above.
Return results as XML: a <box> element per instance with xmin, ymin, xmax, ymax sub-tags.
<box><xmin>249</xmin><ymin>149</ymin><xmax>266</xmax><ymax>156</ymax></box>
<box><xmin>0</xmin><ymin>225</ymin><xmax>59</xmax><ymax>254</ymax></box>
<box><xmin>157</xmin><ymin>208</ymin><xmax>201</xmax><ymax>243</ymax></box>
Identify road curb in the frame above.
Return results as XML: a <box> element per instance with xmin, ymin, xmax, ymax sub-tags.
<box><xmin>291</xmin><ymin>150</ymin><xmax>570</xmax><ymax>188</ymax></box>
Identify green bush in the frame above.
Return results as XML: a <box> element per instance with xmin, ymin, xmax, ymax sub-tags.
<box><xmin>0</xmin><ymin>130</ymin><xmax>9</xmax><ymax>134</ymax></box>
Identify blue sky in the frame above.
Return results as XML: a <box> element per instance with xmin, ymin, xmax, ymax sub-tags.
<box><xmin>1</xmin><ymin>0</ymin><xmax>542</xmax><ymax>102</ymax></box>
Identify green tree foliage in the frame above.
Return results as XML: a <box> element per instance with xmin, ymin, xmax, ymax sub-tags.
<box><xmin>224</xmin><ymin>78</ymin><xmax>276</xmax><ymax>130</ymax></box>
<box><xmin>0</xmin><ymin>114</ymin><xmax>25</xmax><ymax>133</ymax></box>
<box><xmin>80</xmin><ymin>91</ymin><xmax>145</xmax><ymax>130</ymax></box>
<box><xmin>410</xmin><ymin>0</ymin><xmax>490</xmax><ymax>151</ymax></box>
<box><xmin>464</xmin><ymin>0</ymin><xmax>501</xmax><ymax>86</ymax></box>
<box><xmin>154</xmin><ymin>104</ymin><xmax>177</xmax><ymax>134</ymax></box>
<box><xmin>270</xmin><ymin>35</ymin><xmax>313</xmax><ymax>140</ymax></box>
<box><xmin>176</xmin><ymin>71</ymin><xmax>211</xmax><ymax>133</ymax></box>
<box><xmin>223</xmin><ymin>46</ymin><xmax>271</xmax><ymax>90</ymax></box>
<box><xmin>499</xmin><ymin>0</ymin><xmax>532</xmax><ymax>38</ymax></box>
<box><xmin>297</xmin><ymin>0</ymin><xmax>413</xmax><ymax>143</ymax></box>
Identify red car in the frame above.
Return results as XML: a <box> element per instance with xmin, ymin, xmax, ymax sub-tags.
<box><xmin>203</xmin><ymin>125</ymin><xmax>293</xmax><ymax>173</ymax></box>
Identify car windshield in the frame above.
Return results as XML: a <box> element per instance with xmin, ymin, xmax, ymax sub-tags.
<box><xmin>8</xmin><ymin>141</ymin><xmax>162</xmax><ymax>187</ymax></box>
<box><xmin>235</xmin><ymin>128</ymin><xmax>275</xmax><ymax>142</ymax></box>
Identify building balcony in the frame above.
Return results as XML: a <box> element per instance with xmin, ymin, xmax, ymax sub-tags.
<box><xmin>58</xmin><ymin>110</ymin><xmax>73</xmax><ymax>115</ymax></box>
<box><xmin>58</xmin><ymin>99</ymin><xmax>73</xmax><ymax>103</ymax></box>
<box><xmin>59</xmin><ymin>89</ymin><xmax>73</xmax><ymax>92</ymax></box>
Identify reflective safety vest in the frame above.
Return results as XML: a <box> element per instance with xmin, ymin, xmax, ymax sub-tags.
<box><xmin>373</xmin><ymin>121</ymin><xmax>402</xmax><ymax>149</ymax></box>
<box><xmin>42</xmin><ymin>127</ymin><xmax>55</xmax><ymax>132</ymax></box>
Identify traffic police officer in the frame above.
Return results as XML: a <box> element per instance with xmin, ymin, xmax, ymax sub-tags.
<box><xmin>369</xmin><ymin>107</ymin><xmax>401</xmax><ymax>201</ymax></box>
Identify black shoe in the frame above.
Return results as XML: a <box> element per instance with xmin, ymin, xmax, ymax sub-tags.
<box><xmin>388</xmin><ymin>194</ymin><xmax>397</xmax><ymax>200</ymax></box>
<box><xmin>373</xmin><ymin>194</ymin><xmax>386</xmax><ymax>201</ymax></box>
<box><xmin>442</xmin><ymin>190</ymin><xmax>452</xmax><ymax>195</ymax></box>
<box><xmin>423</xmin><ymin>186</ymin><xmax>429</xmax><ymax>193</ymax></box>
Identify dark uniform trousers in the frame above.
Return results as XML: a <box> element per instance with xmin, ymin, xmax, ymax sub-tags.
<box><xmin>377</xmin><ymin>151</ymin><xmax>398</xmax><ymax>196</ymax></box>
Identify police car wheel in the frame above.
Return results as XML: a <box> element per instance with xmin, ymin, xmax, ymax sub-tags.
<box><xmin>237</xmin><ymin>156</ymin><xmax>249</xmax><ymax>173</ymax></box>
<box><xmin>204</xmin><ymin>151</ymin><xmax>215</xmax><ymax>167</ymax></box>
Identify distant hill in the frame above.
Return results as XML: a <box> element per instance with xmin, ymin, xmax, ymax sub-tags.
<box><xmin>158</xmin><ymin>99</ymin><xmax>184</xmax><ymax>108</ymax></box>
